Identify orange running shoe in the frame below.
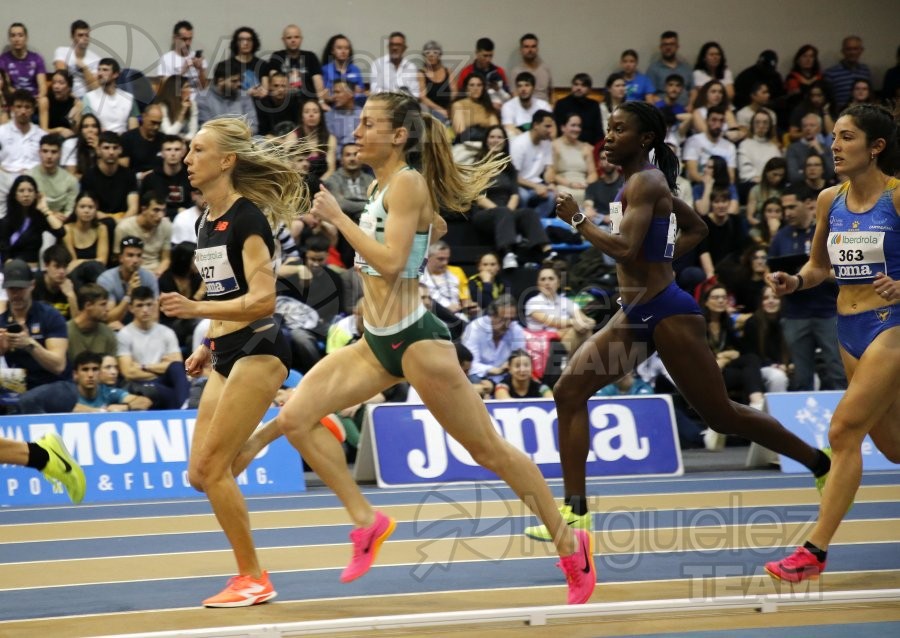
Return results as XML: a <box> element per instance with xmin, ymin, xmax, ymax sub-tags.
<box><xmin>202</xmin><ymin>571</ymin><xmax>277</xmax><ymax>607</ymax></box>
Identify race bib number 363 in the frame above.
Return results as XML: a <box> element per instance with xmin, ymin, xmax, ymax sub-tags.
<box><xmin>827</xmin><ymin>231</ymin><xmax>885</xmax><ymax>281</ymax></box>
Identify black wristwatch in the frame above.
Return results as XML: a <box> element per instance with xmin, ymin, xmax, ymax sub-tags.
<box><xmin>570</xmin><ymin>212</ymin><xmax>587</xmax><ymax>229</ymax></box>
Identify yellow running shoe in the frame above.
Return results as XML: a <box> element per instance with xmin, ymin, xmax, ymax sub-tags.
<box><xmin>524</xmin><ymin>505</ymin><xmax>593</xmax><ymax>542</ymax></box>
<box><xmin>36</xmin><ymin>432</ymin><xmax>86</xmax><ymax>504</ymax></box>
<box><xmin>815</xmin><ymin>447</ymin><xmax>832</xmax><ymax>496</ymax></box>
<box><xmin>815</xmin><ymin>447</ymin><xmax>854</xmax><ymax>513</ymax></box>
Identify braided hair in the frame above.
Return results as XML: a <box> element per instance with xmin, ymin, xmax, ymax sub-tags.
<box><xmin>616</xmin><ymin>101</ymin><xmax>680</xmax><ymax>193</ymax></box>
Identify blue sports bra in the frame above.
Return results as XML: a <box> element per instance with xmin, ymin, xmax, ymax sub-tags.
<box><xmin>827</xmin><ymin>178</ymin><xmax>900</xmax><ymax>285</ymax></box>
<box><xmin>611</xmin><ymin>165</ymin><xmax>676</xmax><ymax>262</ymax></box>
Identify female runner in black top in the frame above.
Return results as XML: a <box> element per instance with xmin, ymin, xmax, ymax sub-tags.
<box><xmin>160</xmin><ymin>117</ymin><xmax>311</xmax><ymax>608</ymax></box>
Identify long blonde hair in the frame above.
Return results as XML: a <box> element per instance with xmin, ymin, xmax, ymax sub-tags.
<box><xmin>199</xmin><ymin>117</ymin><xmax>315</xmax><ymax>227</ymax></box>
<box><xmin>367</xmin><ymin>92</ymin><xmax>508</xmax><ymax>213</ymax></box>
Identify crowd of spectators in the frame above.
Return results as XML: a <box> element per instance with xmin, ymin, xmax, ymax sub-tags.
<box><xmin>0</xmin><ymin>19</ymin><xmax>896</xmax><ymax>451</ymax></box>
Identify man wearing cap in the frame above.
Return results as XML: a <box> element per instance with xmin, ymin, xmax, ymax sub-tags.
<box><xmin>96</xmin><ymin>236</ymin><xmax>159</xmax><ymax>326</ymax></box>
<box><xmin>0</xmin><ymin>259</ymin><xmax>69</xmax><ymax>404</ymax></box>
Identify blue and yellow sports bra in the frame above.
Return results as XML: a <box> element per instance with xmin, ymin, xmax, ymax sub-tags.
<box><xmin>355</xmin><ymin>168</ymin><xmax>432</xmax><ymax>278</ymax></box>
<box><xmin>827</xmin><ymin>178</ymin><xmax>900</xmax><ymax>285</ymax></box>
<box><xmin>610</xmin><ymin>165</ymin><xmax>677</xmax><ymax>262</ymax></box>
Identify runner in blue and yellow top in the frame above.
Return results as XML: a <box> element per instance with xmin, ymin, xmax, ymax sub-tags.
<box><xmin>766</xmin><ymin>103</ymin><xmax>900</xmax><ymax>582</ymax></box>
<box><xmin>265</xmin><ymin>92</ymin><xmax>597</xmax><ymax>604</ymax></box>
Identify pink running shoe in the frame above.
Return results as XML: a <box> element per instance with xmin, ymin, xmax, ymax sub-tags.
<box><xmin>765</xmin><ymin>546</ymin><xmax>826</xmax><ymax>583</ymax></box>
<box><xmin>557</xmin><ymin>529</ymin><xmax>597</xmax><ymax>604</ymax></box>
<box><xmin>340</xmin><ymin>511</ymin><xmax>396</xmax><ymax>583</ymax></box>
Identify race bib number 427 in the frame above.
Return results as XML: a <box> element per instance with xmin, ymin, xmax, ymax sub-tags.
<box><xmin>194</xmin><ymin>245</ymin><xmax>239</xmax><ymax>296</ymax></box>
